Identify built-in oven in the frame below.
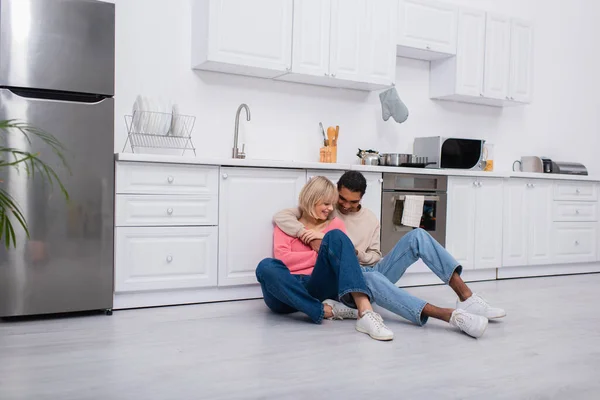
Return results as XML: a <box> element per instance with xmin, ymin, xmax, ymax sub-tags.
<box><xmin>380</xmin><ymin>173</ymin><xmax>447</xmax><ymax>256</ymax></box>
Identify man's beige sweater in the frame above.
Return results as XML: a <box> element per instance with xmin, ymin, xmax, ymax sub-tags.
<box><xmin>272</xmin><ymin>207</ymin><xmax>382</xmax><ymax>266</ymax></box>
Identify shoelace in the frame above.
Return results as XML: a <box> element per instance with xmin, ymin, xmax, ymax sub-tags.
<box><xmin>472</xmin><ymin>295</ymin><xmax>491</xmax><ymax>309</ymax></box>
<box><xmin>364</xmin><ymin>311</ymin><xmax>386</xmax><ymax>330</ymax></box>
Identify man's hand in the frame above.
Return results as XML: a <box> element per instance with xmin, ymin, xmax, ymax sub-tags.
<box><xmin>309</xmin><ymin>239</ymin><xmax>322</xmax><ymax>252</ymax></box>
<box><xmin>299</xmin><ymin>229</ymin><xmax>324</xmax><ymax>244</ymax></box>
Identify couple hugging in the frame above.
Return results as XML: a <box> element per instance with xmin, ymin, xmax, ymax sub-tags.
<box><xmin>256</xmin><ymin>171</ymin><xmax>505</xmax><ymax>341</ymax></box>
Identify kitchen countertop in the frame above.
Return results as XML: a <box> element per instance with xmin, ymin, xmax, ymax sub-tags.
<box><xmin>115</xmin><ymin>153</ymin><xmax>600</xmax><ymax>182</ymax></box>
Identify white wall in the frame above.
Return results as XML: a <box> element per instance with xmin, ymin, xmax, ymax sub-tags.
<box><xmin>113</xmin><ymin>0</ymin><xmax>600</xmax><ymax>175</ymax></box>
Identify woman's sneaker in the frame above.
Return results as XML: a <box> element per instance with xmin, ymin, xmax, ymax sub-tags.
<box><xmin>449</xmin><ymin>309</ymin><xmax>488</xmax><ymax>338</ymax></box>
<box><xmin>322</xmin><ymin>299</ymin><xmax>358</xmax><ymax>320</ymax></box>
<box><xmin>355</xmin><ymin>310</ymin><xmax>394</xmax><ymax>341</ymax></box>
<box><xmin>457</xmin><ymin>293</ymin><xmax>506</xmax><ymax>319</ymax></box>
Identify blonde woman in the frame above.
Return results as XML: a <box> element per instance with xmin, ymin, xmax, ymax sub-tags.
<box><xmin>256</xmin><ymin>176</ymin><xmax>394</xmax><ymax>341</ymax></box>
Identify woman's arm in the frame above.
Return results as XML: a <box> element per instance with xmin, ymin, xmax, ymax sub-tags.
<box><xmin>273</xmin><ymin>227</ymin><xmax>317</xmax><ymax>273</ymax></box>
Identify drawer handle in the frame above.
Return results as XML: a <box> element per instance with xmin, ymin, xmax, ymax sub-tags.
<box><xmin>222</xmin><ymin>173</ymin><xmax>228</xmax><ymax>179</ymax></box>
<box><xmin>167</xmin><ymin>176</ymin><xmax>174</xmax><ymax>183</ymax></box>
<box><xmin>167</xmin><ymin>208</ymin><xmax>174</xmax><ymax>215</ymax></box>
<box><xmin>574</xmin><ymin>241</ymin><xmax>580</xmax><ymax>246</ymax></box>
<box><xmin>575</xmin><ymin>209</ymin><xmax>580</xmax><ymax>215</ymax></box>
<box><xmin>166</xmin><ymin>255</ymin><xmax>173</xmax><ymax>263</ymax></box>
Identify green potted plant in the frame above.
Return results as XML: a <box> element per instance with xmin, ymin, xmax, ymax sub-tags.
<box><xmin>0</xmin><ymin>119</ymin><xmax>69</xmax><ymax>249</ymax></box>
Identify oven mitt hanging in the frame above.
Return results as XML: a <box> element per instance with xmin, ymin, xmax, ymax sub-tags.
<box><xmin>379</xmin><ymin>87</ymin><xmax>409</xmax><ymax>124</ymax></box>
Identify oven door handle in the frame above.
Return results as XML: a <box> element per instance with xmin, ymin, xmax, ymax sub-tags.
<box><xmin>392</xmin><ymin>195</ymin><xmax>441</xmax><ymax>202</ymax></box>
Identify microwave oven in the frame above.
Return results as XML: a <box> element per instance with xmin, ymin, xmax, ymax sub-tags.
<box><xmin>414</xmin><ymin>137</ymin><xmax>486</xmax><ymax>170</ymax></box>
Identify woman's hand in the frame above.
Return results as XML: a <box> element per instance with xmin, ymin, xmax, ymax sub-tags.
<box><xmin>300</xmin><ymin>229</ymin><xmax>324</xmax><ymax>244</ymax></box>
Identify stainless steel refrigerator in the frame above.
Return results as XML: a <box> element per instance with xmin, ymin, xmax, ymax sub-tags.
<box><xmin>0</xmin><ymin>0</ymin><xmax>115</xmax><ymax>317</ymax></box>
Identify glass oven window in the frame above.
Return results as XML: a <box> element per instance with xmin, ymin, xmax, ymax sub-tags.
<box><xmin>392</xmin><ymin>197</ymin><xmax>437</xmax><ymax>231</ymax></box>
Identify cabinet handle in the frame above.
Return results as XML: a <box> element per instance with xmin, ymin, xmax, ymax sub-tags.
<box><xmin>167</xmin><ymin>208</ymin><xmax>173</xmax><ymax>215</ymax></box>
<box><xmin>222</xmin><ymin>173</ymin><xmax>228</xmax><ymax>179</ymax></box>
<box><xmin>506</xmin><ymin>96</ymin><xmax>510</xmax><ymax>100</ymax></box>
<box><xmin>575</xmin><ymin>209</ymin><xmax>580</xmax><ymax>214</ymax></box>
<box><xmin>378</xmin><ymin>178</ymin><xmax>383</xmax><ymax>183</ymax></box>
<box><xmin>167</xmin><ymin>176</ymin><xmax>174</xmax><ymax>183</ymax></box>
<box><xmin>574</xmin><ymin>240</ymin><xmax>580</xmax><ymax>246</ymax></box>
<box><xmin>473</xmin><ymin>181</ymin><xmax>478</xmax><ymax>187</ymax></box>
<box><xmin>576</xmin><ymin>188</ymin><xmax>580</xmax><ymax>194</ymax></box>
<box><xmin>480</xmin><ymin>93</ymin><xmax>484</xmax><ymax>97</ymax></box>
<box><xmin>324</xmin><ymin>73</ymin><xmax>329</xmax><ymax>76</ymax></box>
<box><xmin>166</xmin><ymin>255</ymin><xmax>173</xmax><ymax>263</ymax></box>
<box><xmin>531</xmin><ymin>183</ymin><xmax>535</xmax><ymax>188</ymax></box>
<box><xmin>331</xmin><ymin>73</ymin><xmax>336</xmax><ymax>78</ymax></box>
<box><xmin>426</xmin><ymin>45</ymin><xmax>431</xmax><ymax>50</ymax></box>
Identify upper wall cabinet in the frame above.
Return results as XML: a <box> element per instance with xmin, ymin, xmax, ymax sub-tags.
<box><xmin>429</xmin><ymin>8</ymin><xmax>534</xmax><ymax>107</ymax></box>
<box><xmin>396</xmin><ymin>0</ymin><xmax>458</xmax><ymax>61</ymax></box>
<box><xmin>191</xmin><ymin>0</ymin><xmax>293</xmax><ymax>78</ymax></box>
<box><xmin>276</xmin><ymin>0</ymin><xmax>397</xmax><ymax>90</ymax></box>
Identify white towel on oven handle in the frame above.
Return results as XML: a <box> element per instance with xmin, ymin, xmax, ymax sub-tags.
<box><xmin>401</xmin><ymin>195</ymin><xmax>424</xmax><ymax>228</ymax></box>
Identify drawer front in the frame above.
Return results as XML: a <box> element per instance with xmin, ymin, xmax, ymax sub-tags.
<box><xmin>116</xmin><ymin>195</ymin><xmax>218</xmax><ymax>226</ymax></box>
<box><xmin>115</xmin><ymin>226</ymin><xmax>218</xmax><ymax>292</ymax></box>
<box><xmin>554</xmin><ymin>182</ymin><xmax>597</xmax><ymax>201</ymax></box>
<box><xmin>116</xmin><ymin>162</ymin><xmax>219</xmax><ymax>195</ymax></box>
<box><xmin>553</xmin><ymin>201</ymin><xmax>598</xmax><ymax>222</ymax></box>
<box><xmin>551</xmin><ymin>223</ymin><xmax>597</xmax><ymax>264</ymax></box>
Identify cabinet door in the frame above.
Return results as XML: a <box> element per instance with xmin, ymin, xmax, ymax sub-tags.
<box><xmin>397</xmin><ymin>0</ymin><xmax>458</xmax><ymax>55</ymax></box>
<box><xmin>446</xmin><ymin>178</ymin><xmax>476</xmax><ymax>269</ymax></box>
<box><xmin>218</xmin><ymin>168</ymin><xmax>305</xmax><ymax>286</ymax></box>
<box><xmin>551</xmin><ymin>223</ymin><xmax>598</xmax><ymax>264</ymax></box>
<box><xmin>508</xmin><ymin>19</ymin><xmax>534</xmax><ymax>103</ymax></box>
<box><xmin>455</xmin><ymin>9</ymin><xmax>486</xmax><ymax>97</ymax></box>
<box><xmin>291</xmin><ymin>0</ymin><xmax>331</xmax><ymax>77</ymax></box>
<box><xmin>361</xmin><ymin>172</ymin><xmax>383</xmax><ymax>222</ymax></box>
<box><xmin>362</xmin><ymin>0</ymin><xmax>398</xmax><ymax>86</ymax></box>
<box><xmin>483</xmin><ymin>14</ymin><xmax>511</xmax><ymax>100</ymax></box>
<box><xmin>527</xmin><ymin>181</ymin><xmax>553</xmax><ymax>265</ymax></box>
<box><xmin>115</xmin><ymin>226</ymin><xmax>218</xmax><ymax>292</ymax></box>
<box><xmin>502</xmin><ymin>179</ymin><xmax>528</xmax><ymax>267</ymax></box>
<box><xmin>330</xmin><ymin>0</ymin><xmax>365</xmax><ymax>82</ymax></box>
<box><xmin>473</xmin><ymin>179</ymin><xmax>504</xmax><ymax>269</ymax></box>
<box><xmin>206</xmin><ymin>0</ymin><xmax>293</xmax><ymax>75</ymax></box>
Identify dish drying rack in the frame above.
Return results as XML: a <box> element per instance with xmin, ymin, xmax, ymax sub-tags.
<box><xmin>122</xmin><ymin>110</ymin><xmax>197</xmax><ymax>155</ymax></box>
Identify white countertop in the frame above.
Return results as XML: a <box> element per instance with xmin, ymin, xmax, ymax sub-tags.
<box><xmin>115</xmin><ymin>153</ymin><xmax>600</xmax><ymax>182</ymax></box>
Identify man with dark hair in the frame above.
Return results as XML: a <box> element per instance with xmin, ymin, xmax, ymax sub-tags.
<box><xmin>273</xmin><ymin>171</ymin><xmax>505</xmax><ymax>338</ymax></box>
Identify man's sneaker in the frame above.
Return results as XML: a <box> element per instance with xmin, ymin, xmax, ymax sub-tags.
<box><xmin>355</xmin><ymin>310</ymin><xmax>394</xmax><ymax>341</ymax></box>
<box><xmin>322</xmin><ymin>299</ymin><xmax>358</xmax><ymax>320</ymax></box>
<box><xmin>449</xmin><ymin>309</ymin><xmax>488</xmax><ymax>338</ymax></box>
<box><xmin>456</xmin><ymin>293</ymin><xmax>506</xmax><ymax>319</ymax></box>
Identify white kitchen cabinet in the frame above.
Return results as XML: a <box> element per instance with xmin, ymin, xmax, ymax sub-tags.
<box><xmin>446</xmin><ymin>177</ymin><xmax>503</xmax><ymax>270</ymax></box>
<box><xmin>306</xmin><ymin>170</ymin><xmax>382</xmax><ymax>222</ymax></box>
<box><xmin>289</xmin><ymin>0</ymin><xmax>331</xmax><ymax>77</ymax></box>
<box><xmin>446</xmin><ymin>178</ymin><xmax>476</xmax><ymax>269</ymax></box>
<box><xmin>483</xmin><ymin>14</ymin><xmax>511</xmax><ymax>100</ymax></box>
<box><xmin>508</xmin><ymin>19</ymin><xmax>534</xmax><ymax>103</ymax></box>
<box><xmin>551</xmin><ymin>223</ymin><xmax>598</xmax><ymax>264</ymax></box>
<box><xmin>473</xmin><ymin>178</ymin><xmax>504</xmax><ymax>269</ymax></box>
<box><xmin>218</xmin><ymin>167</ymin><xmax>306</xmax><ymax>286</ymax></box>
<box><xmin>278</xmin><ymin>0</ymin><xmax>397</xmax><ymax>90</ymax></box>
<box><xmin>191</xmin><ymin>0</ymin><xmax>293</xmax><ymax>78</ymax></box>
<box><xmin>430</xmin><ymin>9</ymin><xmax>534</xmax><ymax>107</ymax></box>
<box><xmin>115</xmin><ymin>226</ymin><xmax>218</xmax><ymax>293</ymax></box>
<box><xmin>397</xmin><ymin>0</ymin><xmax>458</xmax><ymax>60</ymax></box>
<box><xmin>502</xmin><ymin>179</ymin><xmax>553</xmax><ymax>267</ymax></box>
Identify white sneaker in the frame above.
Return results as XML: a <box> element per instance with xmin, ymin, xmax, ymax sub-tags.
<box><xmin>355</xmin><ymin>310</ymin><xmax>394</xmax><ymax>341</ymax></box>
<box><xmin>456</xmin><ymin>293</ymin><xmax>506</xmax><ymax>319</ymax></box>
<box><xmin>449</xmin><ymin>309</ymin><xmax>488</xmax><ymax>338</ymax></box>
<box><xmin>322</xmin><ymin>299</ymin><xmax>359</xmax><ymax>320</ymax></box>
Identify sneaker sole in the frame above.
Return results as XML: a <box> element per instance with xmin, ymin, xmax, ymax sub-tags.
<box><xmin>487</xmin><ymin>312</ymin><xmax>506</xmax><ymax>319</ymax></box>
<box><xmin>468</xmin><ymin>320</ymin><xmax>488</xmax><ymax>339</ymax></box>
<box><xmin>355</xmin><ymin>325</ymin><xmax>394</xmax><ymax>341</ymax></box>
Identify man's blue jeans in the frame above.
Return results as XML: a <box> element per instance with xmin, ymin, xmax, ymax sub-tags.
<box><xmin>362</xmin><ymin>228</ymin><xmax>462</xmax><ymax>326</ymax></box>
<box><xmin>256</xmin><ymin>229</ymin><xmax>372</xmax><ymax>324</ymax></box>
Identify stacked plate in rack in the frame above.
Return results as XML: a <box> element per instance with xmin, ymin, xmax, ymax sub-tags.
<box><xmin>132</xmin><ymin>95</ymin><xmax>185</xmax><ymax>136</ymax></box>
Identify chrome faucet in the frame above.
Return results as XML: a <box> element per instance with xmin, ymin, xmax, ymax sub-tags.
<box><xmin>233</xmin><ymin>103</ymin><xmax>251</xmax><ymax>159</ymax></box>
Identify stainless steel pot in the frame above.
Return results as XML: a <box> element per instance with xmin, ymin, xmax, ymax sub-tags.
<box><xmin>360</xmin><ymin>153</ymin><xmax>380</xmax><ymax>165</ymax></box>
<box><xmin>380</xmin><ymin>153</ymin><xmax>412</xmax><ymax>166</ymax></box>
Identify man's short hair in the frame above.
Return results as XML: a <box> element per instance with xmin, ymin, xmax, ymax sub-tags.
<box><xmin>337</xmin><ymin>171</ymin><xmax>367</xmax><ymax>197</ymax></box>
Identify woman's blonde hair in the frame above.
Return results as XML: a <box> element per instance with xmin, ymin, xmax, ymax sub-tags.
<box><xmin>298</xmin><ymin>176</ymin><xmax>338</xmax><ymax>220</ymax></box>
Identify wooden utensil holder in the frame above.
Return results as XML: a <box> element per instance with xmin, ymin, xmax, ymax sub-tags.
<box><xmin>319</xmin><ymin>146</ymin><xmax>337</xmax><ymax>163</ymax></box>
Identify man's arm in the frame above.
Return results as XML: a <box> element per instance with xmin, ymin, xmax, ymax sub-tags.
<box><xmin>356</xmin><ymin>222</ymin><xmax>383</xmax><ymax>266</ymax></box>
<box><xmin>273</xmin><ymin>207</ymin><xmax>305</xmax><ymax>238</ymax></box>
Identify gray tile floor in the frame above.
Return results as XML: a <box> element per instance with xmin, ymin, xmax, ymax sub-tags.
<box><xmin>1</xmin><ymin>274</ymin><xmax>599</xmax><ymax>400</ymax></box>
